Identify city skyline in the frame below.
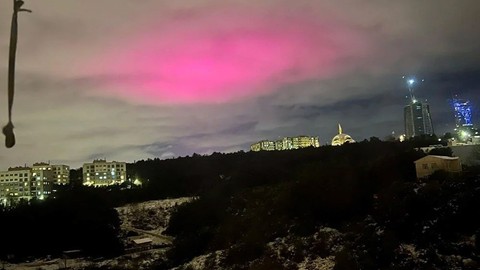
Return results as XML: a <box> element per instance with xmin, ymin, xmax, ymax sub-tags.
<box><xmin>1</xmin><ymin>1</ymin><xmax>480</xmax><ymax>168</ymax></box>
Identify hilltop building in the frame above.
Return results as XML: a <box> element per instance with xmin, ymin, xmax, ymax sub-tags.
<box><xmin>331</xmin><ymin>124</ymin><xmax>355</xmax><ymax>146</ymax></box>
<box><xmin>0</xmin><ymin>167</ymin><xmax>33</xmax><ymax>204</ymax></box>
<box><xmin>32</xmin><ymin>162</ymin><xmax>70</xmax><ymax>185</ymax></box>
<box><xmin>83</xmin><ymin>159</ymin><xmax>126</xmax><ymax>186</ymax></box>
<box><xmin>250</xmin><ymin>136</ymin><xmax>320</xmax><ymax>152</ymax></box>
<box><xmin>0</xmin><ymin>162</ymin><xmax>68</xmax><ymax>205</ymax></box>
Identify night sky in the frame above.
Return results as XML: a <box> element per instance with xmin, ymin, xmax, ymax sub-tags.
<box><xmin>1</xmin><ymin>0</ymin><xmax>479</xmax><ymax>168</ymax></box>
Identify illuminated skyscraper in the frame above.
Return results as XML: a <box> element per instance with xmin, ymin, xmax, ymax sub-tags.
<box><xmin>402</xmin><ymin>77</ymin><xmax>434</xmax><ymax>138</ymax></box>
<box><xmin>404</xmin><ymin>101</ymin><xmax>434</xmax><ymax>138</ymax></box>
<box><xmin>452</xmin><ymin>98</ymin><xmax>473</xmax><ymax>128</ymax></box>
<box><xmin>451</xmin><ymin>97</ymin><xmax>477</xmax><ymax>142</ymax></box>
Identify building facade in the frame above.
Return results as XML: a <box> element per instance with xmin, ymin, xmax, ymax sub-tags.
<box><xmin>82</xmin><ymin>159</ymin><xmax>127</xmax><ymax>186</ymax></box>
<box><xmin>250</xmin><ymin>136</ymin><xmax>320</xmax><ymax>152</ymax></box>
<box><xmin>0</xmin><ymin>167</ymin><xmax>33</xmax><ymax>204</ymax></box>
<box><xmin>451</xmin><ymin>98</ymin><xmax>477</xmax><ymax>142</ymax></box>
<box><xmin>404</xmin><ymin>101</ymin><xmax>434</xmax><ymax>138</ymax></box>
<box><xmin>414</xmin><ymin>155</ymin><xmax>462</xmax><ymax>179</ymax></box>
<box><xmin>452</xmin><ymin>98</ymin><xmax>473</xmax><ymax>128</ymax></box>
<box><xmin>0</xmin><ymin>164</ymin><xmax>63</xmax><ymax>204</ymax></box>
<box><xmin>331</xmin><ymin>124</ymin><xmax>355</xmax><ymax>146</ymax></box>
<box><xmin>32</xmin><ymin>162</ymin><xmax>70</xmax><ymax>185</ymax></box>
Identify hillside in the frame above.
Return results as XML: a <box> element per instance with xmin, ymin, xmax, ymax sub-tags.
<box><xmin>137</xmin><ymin>142</ymin><xmax>479</xmax><ymax>269</ymax></box>
<box><xmin>1</xmin><ymin>141</ymin><xmax>479</xmax><ymax>269</ymax></box>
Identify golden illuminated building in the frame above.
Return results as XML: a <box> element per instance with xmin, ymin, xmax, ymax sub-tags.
<box><xmin>331</xmin><ymin>124</ymin><xmax>355</xmax><ymax>146</ymax></box>
<box><xmin>251</xmin><ymin>136</ymin><xmax>320</xmax><ymax>151</ymax></box>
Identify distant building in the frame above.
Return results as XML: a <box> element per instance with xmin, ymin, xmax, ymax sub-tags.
<box><xmin>331</xmin><ymin>124</ymin><xmax>355</xmax><ymax>146</ymax></box>
<box><xmin>452</xmin><ymin>98</ymin><xmax>473</xmax><ymax>128</ymax></box>
<box><xmin>32</xmin><ymin>162</ymin><xmax>70</xmax><ymax>185</ymax></box>
<box><xmin>0</xmin><ymin>167</ymin><xmax>33</xmax><ymax>204</ymax></box>
<box><xmin>250</xmin><ymin>136</ymin><xmax>320</xmax><ymax>152</ymax></box>
<box><xmin>451</xmin><ymin>98</ymin><xmax>476</xmax><ymax>142</ymax></box>
<box><xmin>82</xmin><ymin>159</ymin><xmax>126</xmax><ymax>186</ymax></box>
<box><xmin>404</xmin><ymin>100</ymin><xmax>434</xmax><ymax>138</ymax></box>
<box><xmin>414</xmin><ymin>155</ymin><xmax>462</xmax><ymax>179</ymax></box>
<box><xmin>0</xmin><ymin>161</ymin><xmax>70</xmax><ymax>204</ymax></box>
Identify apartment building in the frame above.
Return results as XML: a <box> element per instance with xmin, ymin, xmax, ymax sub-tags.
<box><xmin>251</xmin><ymin>136</ymin><xmax>320</xmax><ymax>152</ymax></box>
<box><xmin>82</xmin><ymin>159</ymin><xmax>126</xmax><ymax>186</ymax></box>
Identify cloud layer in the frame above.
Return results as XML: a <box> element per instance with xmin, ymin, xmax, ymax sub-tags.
<box><xmin>0</xmin><ymin>0</ymin><xmax>479</xmax><ymax>168</ymax></box>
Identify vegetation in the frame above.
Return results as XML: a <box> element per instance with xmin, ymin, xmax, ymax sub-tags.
<box><xmin>0</xmin><ymin>189</ymin><xmax>122</xmax><ymax>262</ymax></box>
<box><xmin>2</xmin><ymin>140</ymin><xmax>479</xmax><ymax>269</ymax></box>
<box><xmin>158</xmin><ymin>141</ymin><xmax>427</xmax><ymax>268</ymax></box>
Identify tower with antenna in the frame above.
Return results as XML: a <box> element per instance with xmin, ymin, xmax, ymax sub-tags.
<box><xmin>402</xmin><ymin>76</ymin><xmax>434</xmax><ymax>138</ymax></box>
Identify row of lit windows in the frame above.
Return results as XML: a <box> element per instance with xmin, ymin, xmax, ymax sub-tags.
<box><xmin>0</xmin><ymin>178</ymin><xmax>30</xmax><ymax>182</ymax></box>
<box><xmin>85</xmin><ymin>163</ymin><xmax>124</xmax><ymax>168</ymax></box>
<box><xmin>0</xmin><ymin>173</ymin><xmax>29</xmax><ymax>177</ymax></box>
<box><xmin>0</xmin><ymin>182</ymin><xmax>28</xmax><ymax>187</ymax></box>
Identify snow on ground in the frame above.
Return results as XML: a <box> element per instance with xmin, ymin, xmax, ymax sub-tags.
<box><xmin>5</xmin><ymin>197</ymin><xmax>194</xmax><ymax>270</ymax></box>
<box><xmin>172</xmin><ymin>250</ymin><xmax>225</xmax><ymax>270</ymax></box>
<box><xmin>116</xmin><ymin>197</ymin><xmax>194</xmax><ymax>245</ymax></box>
<box><xmin>298</xmin><ymin>256</ymin><xmax>335</xmax><ymax>270</ymax></box>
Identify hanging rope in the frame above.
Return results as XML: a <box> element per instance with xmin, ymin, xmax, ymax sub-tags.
<box><xmin>2</xmin><ymin>0</ymin><xmax>31</xmax><ymax>148</ymax></box>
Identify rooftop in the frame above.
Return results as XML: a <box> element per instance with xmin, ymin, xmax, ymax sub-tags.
<box><xmin>415</xmin><ymin>155</ymin><xmax>460</xmax><ymax>162</ymax></box>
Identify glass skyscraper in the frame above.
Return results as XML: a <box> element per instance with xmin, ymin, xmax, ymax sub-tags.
<box><xmin>404</xmin><ymin>100</ymin><xmax>434</xmax><ymax>138</ymax></box>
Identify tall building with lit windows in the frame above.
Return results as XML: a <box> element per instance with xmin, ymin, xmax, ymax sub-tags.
<box><xmin>0</xmin><ymin>162</ymin><xmax>70</xmax><ymax>205</ymax></box>
<box><xmin>0</xmin><ymin>167</ymin><xmax>33</xmax><ymax>204</ymax></box>
<box><xmin>32</xmin><ymin>162</ymin><xmax>70</xmax><ymax>185</ymax></box>
<box><xmin>452</xmin><ymin>98</ymin><xmax>473</xmax><ymax>128</ymax></box>
<box><xmin>82</xmin><ymin>159</ymin><xmax>127</xmax><ymax>186</ymax></box>
<box><xmin>404</xmin><ymin>100</ymin><xmax>434</xmax><ymax>138</ymax></box>
<box><xmin>251</xmin><ymin>136</ymin><xmax>320</xmax><ymax>151</ymax></box>
<box><xmin>451</xmin><ymin>98</ymin><xmax>478</xmax><ymax>143</ymax></box>
<box><xmin>402</xmin><ymin>77</ymin><xmax>434</xmax><ymax>138</ymax></box>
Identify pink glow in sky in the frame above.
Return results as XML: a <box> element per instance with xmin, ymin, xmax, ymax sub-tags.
<box><xmin>91</xmin><ymin>9</ymin><xmax>367</xmax><ymax>104</ymax></box>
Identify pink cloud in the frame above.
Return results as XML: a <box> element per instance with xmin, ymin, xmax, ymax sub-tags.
<box><xmin>89</xmin><ymin>9</ymin><xmax>368</xmax><ymax>104</ymax></box>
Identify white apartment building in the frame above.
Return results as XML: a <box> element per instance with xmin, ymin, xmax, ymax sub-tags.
<box><xmin>32</xmin><ymin>162</ymin><xmax>70</xmax><ymax>185</ymax></box>
<box><xmin>251</xmin><ymin>136</ymin><xmax>320</xmax><ymax>152</ymax></box>
<box><xmin>0</xmin><ymin>167</ymin><xmax>33</xmax><ymax>204</ymax></box>
<box><xmin>83</xmin><ymin>159</ymin><xmax>126</xmax><ymax>186</ymax></box>
<box><xmin>0</xmin><ymin>162</ymin><xmax>70</xmax><ymax>205</ymax></box>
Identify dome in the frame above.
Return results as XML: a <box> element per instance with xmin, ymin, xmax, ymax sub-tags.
<box><xmin>331</xmin><ymin>124</ymin><xmax>355</xmax><ymax>146</ymax></box>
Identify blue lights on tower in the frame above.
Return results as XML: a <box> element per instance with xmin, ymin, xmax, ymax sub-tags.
<box><xmin>452</xmin><ymin>99</ymin><xmax>473</xmax><ymax>127</ymax></box>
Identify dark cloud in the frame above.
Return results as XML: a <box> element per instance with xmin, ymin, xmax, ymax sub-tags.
<box><xmin>0</xmin><ymin>0</ymin><xmax>479</xmax><ymax>168</ymax></box>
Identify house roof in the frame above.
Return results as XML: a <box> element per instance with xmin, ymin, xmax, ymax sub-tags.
<box><xmin>133</xmin><ymin>238</ymin><xmax>153</xmax><ymax>245</ymax></box>
<box><xmin>415</xmin><ymin>155</ymin><xmax>460</xmax><ymax>163</ymax></box>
